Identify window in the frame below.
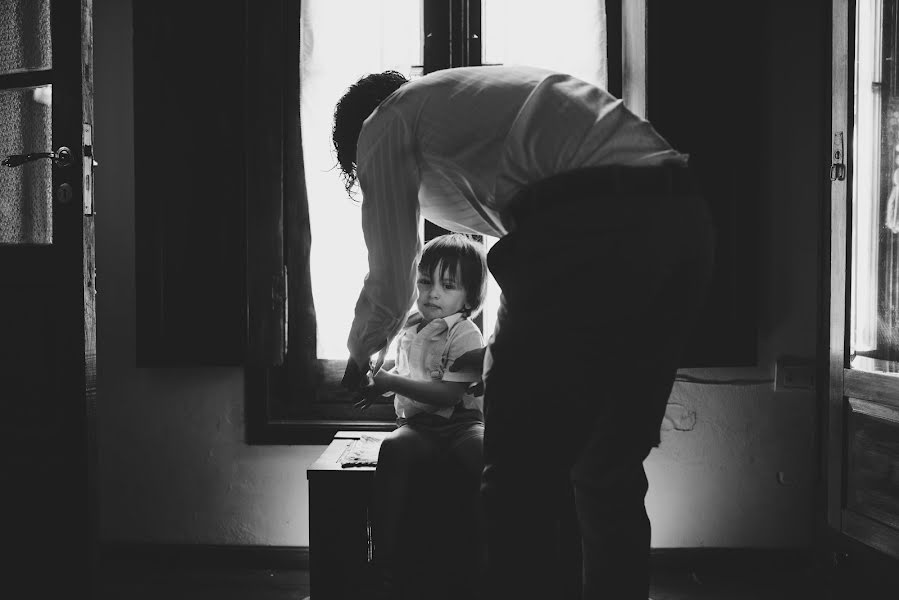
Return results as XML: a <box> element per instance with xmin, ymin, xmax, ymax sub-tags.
<box><xmin>132</xmin><ymin>0</ymin><xmax>763</xmax><ymax>443</ymax></box>
<box><xmin>246</xmin><ymin>0</ymin><xmax>616</xmax><ymax>442</ymax></box>
<box><xmin>850</xmin><ymin>0</ymin><xmax>899</xmax><ymax>372</ymax></box>
<box><xmin>301</xmin><ymin>0</ymin><xmax>423</xmax><ymax>363</ymax></box>
<box><xmin>301</xmin><ymin>0</ymin><xmax>607</xmax><ymax>359</ymax></box>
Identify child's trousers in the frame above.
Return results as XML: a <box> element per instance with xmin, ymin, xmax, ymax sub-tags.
<box><xmin>481</xmin><ymin>166</ymin><xmax>715</xmax><ymax>600</ymax></box>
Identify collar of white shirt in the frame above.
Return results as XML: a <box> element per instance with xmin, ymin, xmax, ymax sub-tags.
<box><xmin>407</xmin><ymin>311</ymin><xmax>466</xmax><ymax>340</ymax></box>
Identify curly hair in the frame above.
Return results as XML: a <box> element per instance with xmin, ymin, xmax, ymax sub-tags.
<box><xmin>332</xmin><ymin>70</ymin><xmax>410</xmax><ymax>197</ymax></box>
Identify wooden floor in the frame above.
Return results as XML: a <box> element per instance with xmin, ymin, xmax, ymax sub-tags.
<box><xmin>95</xmin><ymin>552</ymin><xmax>896</xmax><ymax>600</ymax></box>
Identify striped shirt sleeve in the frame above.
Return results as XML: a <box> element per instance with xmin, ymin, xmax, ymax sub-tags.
<box><xmin>346</xmin><ymin>108</ymin><xmax>422</xmax><ymax>370</ymax></box>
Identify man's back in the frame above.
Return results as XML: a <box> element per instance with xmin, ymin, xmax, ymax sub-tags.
<box><xmin>357</xmin><ymin>65</ymin><xmax>685</xmax><ymax>235</ymax></box>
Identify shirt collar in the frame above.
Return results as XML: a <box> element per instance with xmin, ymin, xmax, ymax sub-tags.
<box><xmin>403</xmin><ymin>311</ymin><xmax>466</xmax><ymax>334</ymax></box>
<box><xmin>441</xmin><ymin>312</ymin><xmax>466</xmax><ymax>329</ymax></box>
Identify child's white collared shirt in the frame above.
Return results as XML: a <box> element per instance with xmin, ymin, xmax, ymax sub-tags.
<box><xmin>392</xmin><ymin>312</ymin><xmax>484</xmax><ymax>420</ymax></box>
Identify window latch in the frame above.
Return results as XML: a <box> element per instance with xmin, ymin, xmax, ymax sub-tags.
<box><xmin>831</xmin><ymin>132</ymin><xmax>846</xmax><ymax>181</ymax></box>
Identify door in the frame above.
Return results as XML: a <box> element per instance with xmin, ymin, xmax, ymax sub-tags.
<box><xmin>0</xmin><ymin>0</ymin><xmax>96</xmax><ymax>594</ymax></box>
<box><xmin>828</xmin><ymin>0</ymin><xmax>899</xmax><ymax>560</ymax></box>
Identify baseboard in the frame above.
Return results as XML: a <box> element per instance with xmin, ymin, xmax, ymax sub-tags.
<box><xmin>99</xmin><ymin>542</ymin><xmax>309</xmax><ymax>571</ymax></box>
<box><xmin>650</xmin><ymin>547</ymin><xmax>816</xmax><ymax>571</ymax></box>
<box><xmin>99</xmin><ymin>542</ymin><xmax>817</xmax><ymax>575</ymax></box>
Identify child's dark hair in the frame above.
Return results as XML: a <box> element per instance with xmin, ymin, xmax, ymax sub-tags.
<box><xmin>419</xmin><ymin>234</ymin><xmax>489</xmax><ymax>318</ymax></box>
<box><xmin>332</xmin><ymin>70</ymin><xmax>410</xmax><ymax>197</ymax></box>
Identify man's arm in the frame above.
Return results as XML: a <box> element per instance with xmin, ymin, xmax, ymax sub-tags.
<box><xmin>341</xmin><ymin>357</ymin><xmax>371</xmax><ymax>392</ymax></box>
<box><xmin>344</xmin><ymin>108</ymin><xmax>422</xmax><ymax>378</ymax></box>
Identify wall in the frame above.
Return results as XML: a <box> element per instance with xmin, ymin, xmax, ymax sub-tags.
<box><xmin>94</xmin><ymin>0</ymin><xmax>825</xmax><ymax>548</ymax></box>
<box><xmin>643</xmin><ymin>0</ymin><xmax>827</xmax><ymax>547</ymax></box>
<box><xmin>94</xmin><ymin>0</ymin><xmax>326</xmax><ymax>546</ymax></box>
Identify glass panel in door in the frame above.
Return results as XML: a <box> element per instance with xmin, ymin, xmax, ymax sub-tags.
<box><xmin>851</xmin><ymin>0</ymin><xmax>899</xmax><ymax>373</ymax></box>
<box><xmin>0</xmin><ymin>0</ymin><xmax>51</xmax><ymax>75</ymax></box>
<box><xmin>0</xmin><ymin>85</ymin><xmax>52</xmax><ymax>244</ymax></box>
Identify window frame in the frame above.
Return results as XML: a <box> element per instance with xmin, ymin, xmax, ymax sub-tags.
<box><xmin>246</xmin><ymin>0</ymin><xmax>629</xmax><ymax>445</ymax></box>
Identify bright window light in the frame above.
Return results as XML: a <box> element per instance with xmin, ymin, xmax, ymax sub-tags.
<box><xmin>301</xmin><ymin>0</ymin><xmax>422</xmax><ymax>359</ymax></box>
<box><xmin>302</xmin><ymin>0</ymin><xmax>606</xmax><ymax>359</ymax></box>
<box><xmin>850</xmin><ymin>0</ymin><xmax>882</xmax><ymax>354</ymax></box>
<box><xmin>482</xmin><ymin>0</ymin><xmax>607</xmax><ymax>88</ymax></box>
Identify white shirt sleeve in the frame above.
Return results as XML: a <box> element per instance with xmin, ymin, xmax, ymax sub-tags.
<box><xmin>442</xmin><ymin>320</ymin><xmax>486</xmax><ymax>384</ymax></box>
<box><xmin>346</xmin><ymin>108</ymin><xmax>423</xmax><ymax>369</ymax></box>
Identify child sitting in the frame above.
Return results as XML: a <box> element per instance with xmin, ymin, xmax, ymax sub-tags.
<box><xmin>357</xmin><ymin>233</ymin><xmax>488</xmax><ymax>599</ymax></box>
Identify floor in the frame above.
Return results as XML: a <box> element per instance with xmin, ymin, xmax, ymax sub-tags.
<box><xmin>95</xmin><ymin>553</ymin><xmax>897</xmax><ymax>599</ymax></box>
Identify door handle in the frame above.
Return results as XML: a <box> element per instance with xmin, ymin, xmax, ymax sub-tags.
<box><xmin>2</xmin><ymin>146</ymin><xmax>74</xmax><ymax>168</ymax></box>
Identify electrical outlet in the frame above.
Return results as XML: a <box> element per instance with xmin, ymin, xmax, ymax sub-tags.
<box><xmin>774</xmin><ymin>357</ymin><xmax>816</xmax><ymax>391</ymax></box>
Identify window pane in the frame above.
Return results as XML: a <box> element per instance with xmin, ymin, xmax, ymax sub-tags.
<box><xmin>482</xmin><ymin>0</ymin><xmax>607</xmax><ymax>88</ymax></box>
<box><xmin>301</xmin><ymin>0</ymin><xmax>422</xmax><ymax>359</ymax></box>
<box><xmin>0</xmin><ymin>85</ymin><xmax>52</xmax><ymax>245</ymax></box>
<box><xmin>850</xmin><ymin>0</ymin><xmax>899</xmax><ymax>373</ymax></box>
<box><xmin>478</xmin><ymin>0</ymin><xmax>607</xmax><ymax>342</ymax></box>
<box><xmin>0</xmin><ymin>0</ymin><xmax>51</xmax><ymax>75</ymax></box>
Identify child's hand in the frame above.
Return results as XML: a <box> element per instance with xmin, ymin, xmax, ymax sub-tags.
<box><xmin>353</xmin><ymin>370</ymin><xmax>394</xmax><ymax>410</ymax></box>
<box><xmin>370</xmin><ymin>369</ymin><xmax>392</xmax><ymax>395</ymax></box>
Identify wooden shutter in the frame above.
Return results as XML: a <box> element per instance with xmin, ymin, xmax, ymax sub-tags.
<box><xmin>246</xmin><ymin>0</ymin><xmax>287</xmax><ymax>367</ymax></box>
<box><xmin>134</xmin><ymin>0</ymin><xmax>286</xmax><ymax>366</ymax></box>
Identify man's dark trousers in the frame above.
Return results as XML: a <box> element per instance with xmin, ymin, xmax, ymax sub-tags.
<box><xmin>481</xmin><ymin>167</ymin><xmax>715</xmax><ymax>600</ymax></box>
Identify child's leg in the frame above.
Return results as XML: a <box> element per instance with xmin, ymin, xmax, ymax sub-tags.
<box><xmin>447</xmin><ymin>422</ymin><xmax>486</xmax><ymax>527</ymax></box>
<box><xmin>447</xmin><ymin>423</ymin><xmax>487</xmax><ymax>590</ymax></box>
<box><xmin>372</xmin><ymin>425</ymin><xmax>440</xmax><ymax>566</ymax></box>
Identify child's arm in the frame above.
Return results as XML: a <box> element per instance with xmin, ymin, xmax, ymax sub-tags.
<box><xmin>442</xmin><ymin>321</ymin><xmax>485</xmax><ymax>392</ymax></box>
<box><xmin>370</xmin><ymin>370</ymin><xmax>469</xmax><ymax>408</ymax></box>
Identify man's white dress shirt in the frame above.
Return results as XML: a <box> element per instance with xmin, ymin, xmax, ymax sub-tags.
<box><xmin>348</xmin><ymin>65</ymin><xmax>686</xmax><ymax>367</ymax></box>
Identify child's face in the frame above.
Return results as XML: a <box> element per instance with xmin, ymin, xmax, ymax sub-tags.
<box><xmin>416</xmin><ymin>263</ymin><xmax>469</xmax><ymax>323</ymax></box>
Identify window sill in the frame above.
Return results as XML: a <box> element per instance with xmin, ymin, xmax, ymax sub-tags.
<box><xmin>244</xmin><ymin>364</ymin><xmax>396</xmax><ymax>445</ymax></box>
